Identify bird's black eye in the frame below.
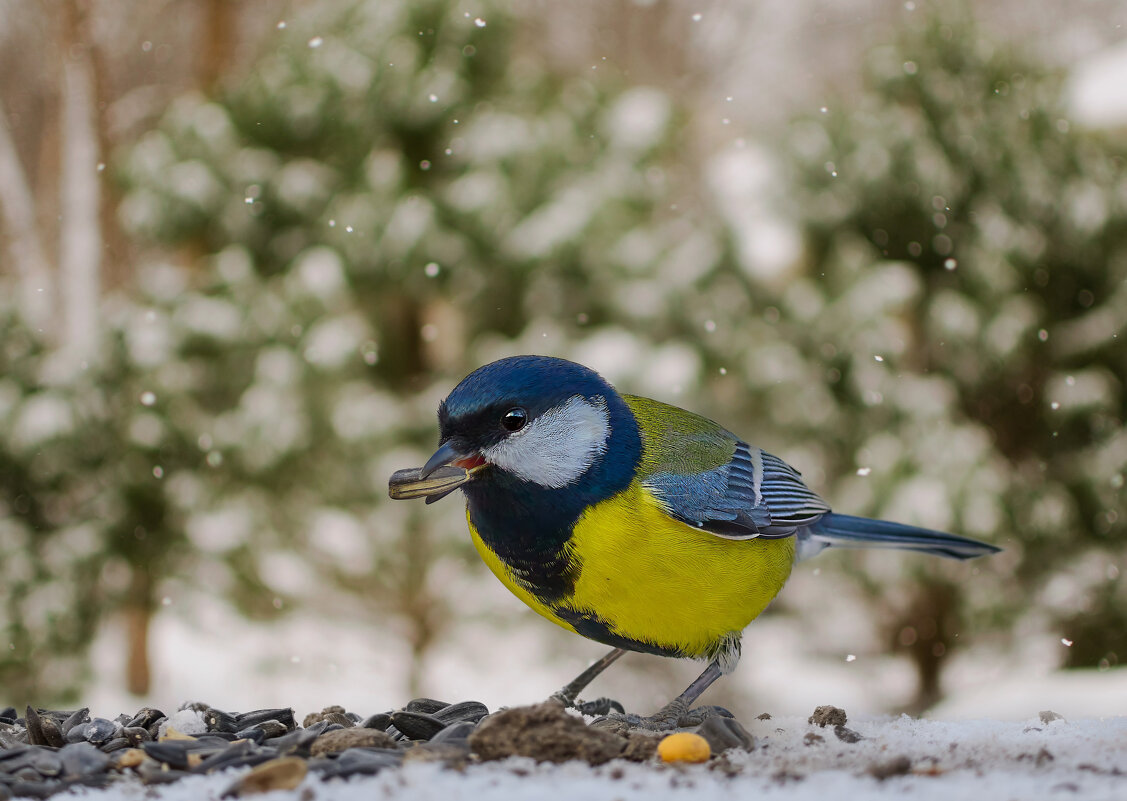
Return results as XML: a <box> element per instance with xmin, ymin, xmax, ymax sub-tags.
<box><xmin>501</xmin><ymin>407</ymin><xmax>527</xmax><ymax>432</ymax></box>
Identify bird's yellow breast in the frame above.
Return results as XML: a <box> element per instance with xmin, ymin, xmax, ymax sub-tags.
<box><xmin>468</xmin><ymin>480</ymin><xmax>796</xmax><ymax>658</ymax></box>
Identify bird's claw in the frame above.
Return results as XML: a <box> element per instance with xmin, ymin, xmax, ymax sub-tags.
<box><xmin>669</xmin><ymin>704</ymin><xmax>734</xmax><ymax>728</ymax></box>
<box><xmin>575</xmin><ymin>697</ymin><xmax>625</xmax><ymax>717</ymax></box>
<box><xmin>592</xmin><ymin>704</ymin><xmax>733</xmax><ymax>732</ymax></box>
<box><xmin>549</xmin><ymin>693</ymin><xmax>625</xmax><ymax>718</ymax></box>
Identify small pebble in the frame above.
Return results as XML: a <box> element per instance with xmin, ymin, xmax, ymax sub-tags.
<box><xmin>808</xmin><ymin>705</ymin><xmax>847</xmax><ymax>728</ymax></box>
<box><xmin>315</xmin><ymin>748</ymin><xmax>402</xmax><ymax>779</ymax></box>
<box><xmin>869</xmin><ymin>754</ymin><xmax>912</xmax><ymax>780</ymax></box>
<box><xmin>696</xmin><ymin>717</ymin><xmax>755</xmax><ymax>753</ymax></box>
<box><xmin>58</xmin><ymin>742</ymin><xmax>111</xmax><ymax>777</ymax></box>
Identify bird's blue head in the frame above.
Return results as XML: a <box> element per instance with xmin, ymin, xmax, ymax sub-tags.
<box><xmin>421</xmin><ymin>356</ymin><xmax>642</xmax><ymax>508</ymax></box>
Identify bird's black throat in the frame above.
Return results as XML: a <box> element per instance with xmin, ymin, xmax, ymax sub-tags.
<box><xmin>463</xmin><ymin>397</ymin><xmax>642</xmax><ymax>605</ymax></box>
<box><xmin>463</xmin><ymin>473</ymin><xmax>590</xmax><ymax>604</ymax></box>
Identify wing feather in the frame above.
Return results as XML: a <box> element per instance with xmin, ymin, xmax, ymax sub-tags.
<box><xmin>642</xmin><ymin>443</ymin><xmax>830</xmax><ymax>540</ymax></box>
<box><xmin>623</xmin><ymin>394</ymin><xmax>830</xmax><ymax>541</ymax></box>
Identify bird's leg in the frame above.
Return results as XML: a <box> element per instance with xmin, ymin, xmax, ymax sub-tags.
<box><xmin>550</xmin><ymin>647</ymin><xmax>626</xmax><ymax>714</ymax></box>
<box><xmin>646</xmin><ymin>660</ymin><xmax>730</xmax><ymax>729</ymax></box>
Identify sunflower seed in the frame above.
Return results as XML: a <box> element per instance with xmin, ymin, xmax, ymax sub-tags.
<box><xmin>433</xmin><ymin>701</ymin><xmax>489</xmax><ymax>725</ymax></box>
<box><xmin>359</xmin><ymin>714</ymin><xmax>391</xmax><ymax>731</ymax></box>
<box><xmin>403</xmin><ymin>698</ymin><xmax>449</xmax><ymax>714</ymax></box>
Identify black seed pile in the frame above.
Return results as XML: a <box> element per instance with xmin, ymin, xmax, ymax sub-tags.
<box><xmin>0</xmin><ymin>698</ymin><xmax>763</xmax><ymax>799</ymax></box>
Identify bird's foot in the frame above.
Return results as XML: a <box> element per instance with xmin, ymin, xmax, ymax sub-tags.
<box><xmin>646</xmin><ymin>702</ymin><xmax>734</xmax><ymax>730</ymax></box>
<box><xmin>575</xmin><ymin>697</ymin><xmax>626</xmax><ymax>717</ymax></box>
<box><xmin>592</xmin><ymin>703</ymin><xmax>733</xmax><ymax>733</ymax></box>
<box><xmin>548</xmin><ymin>692</ymin><xmax>625</xmax><ymax>717</ymax></box>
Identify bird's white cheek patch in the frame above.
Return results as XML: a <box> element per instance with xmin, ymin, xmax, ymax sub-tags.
<box><xmin>482</xmin><ymin>396</ymin><xmax>610</xmax><ymax>488</ymax></box>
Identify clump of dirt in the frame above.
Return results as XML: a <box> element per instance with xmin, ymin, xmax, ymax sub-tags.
<box><xmin>469</xmin><ymin>702</ymin><xmax>629</xmax><ymax>765</ymax></box>
<box><xmin>303</xmin><ymin>705</ymin><xmax>350</xmax><ymax>728</ymax></box>
<box><xmin>808</xmin><ymin>705</ymin><xmax>847</xmax><ymax>728</ymax></box>
<box><xmin>620</xmin><ymin>732</ymin><xmax>661</xmax><ymax>762</ymax></box>
<box><xmin>310</xmin><ymin>728</ymin><xmax>397</xmax><ymax>756</ymax></box>
<box><xmin>868</xmin><ymin>755</ymin><xmax>912</xmax><ymax>780</ymax></box>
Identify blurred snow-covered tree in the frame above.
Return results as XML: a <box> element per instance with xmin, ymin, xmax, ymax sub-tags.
<box><xmin>8</xmin><ymin>0</ymin><xmax>1121</xmax><ymax>714</ymax></box>
<box><xmin>109</xmin><ymin>0</ymin><xmax>729</xmax><ymax>699</ymax></box>
<box><xmin>0</xmin><ymin>302</ymin><xmax>105</xmax><ymax>700</ymax></box>
<box><xmin>776</xmin><ymin>8</ymin><xmax>1127</xmax><ymax>704</ymax></box>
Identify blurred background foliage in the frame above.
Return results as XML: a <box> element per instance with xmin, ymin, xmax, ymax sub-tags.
<box><xmin>0</xmin><ymin>0</ymin><xmax>1123</xmax><ymax>713</ymax></box>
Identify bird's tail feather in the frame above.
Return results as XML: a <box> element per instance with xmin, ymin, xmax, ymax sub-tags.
<box><xmin>801</xmin><ymin>513</ymin><xmax>1000</xmax><ymax>562</ymax></box>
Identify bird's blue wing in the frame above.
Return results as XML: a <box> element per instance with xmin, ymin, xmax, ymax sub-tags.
<box><xmin>623</xmin><ymin>394</ymin><xmax>831</xmax><ymax>540</ymax></box>
<box><xmin>643</xmin><ymin>443</ymin><xmax>831</xmax><ymax>541</ymax></box>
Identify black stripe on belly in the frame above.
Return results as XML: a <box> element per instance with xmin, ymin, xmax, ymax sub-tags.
<box><xmin>499</xmin><ymin>548</ymin><xmax>579</xmax><ymax>605</ymax></box>
<box><xmin>553</xmin><ymin>607</ymin><xmax>685</xmax><ymax>659</ymax></box>
<box><xmin>466</xmin><ymin>479</ymin><xmax>584</xmax><ymax>605</ymax></box>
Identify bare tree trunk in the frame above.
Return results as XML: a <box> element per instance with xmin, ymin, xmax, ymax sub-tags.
<box><xmin>201</xmin><ymin>0</ymin><xmax>236</xmax><ymax>91</ymax></box>
<box><xmin>125</xmin><ymin>568</ymin><xmax>154</xmax><ymax>695</ymax></box>
<box><xmin>0</xmin><ymin>102</ymin><xmax>54</xmax><ymax>332</ymax></box>
<box><xmin>59</xmin><ymin>0</ymin><xmax>102</xmax><ymax>364</ymax></box>
<box><xmin>895</xmin><ymin>579</ymin><xmax>958</xmax><ymax>715</ymax></box>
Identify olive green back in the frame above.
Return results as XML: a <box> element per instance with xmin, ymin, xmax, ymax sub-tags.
<box><xmin>622</xmin><ymin>394</ymin><xmax>738</xmax><ymax>477</ymax></box>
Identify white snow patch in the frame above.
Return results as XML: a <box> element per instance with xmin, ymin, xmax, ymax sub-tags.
<box><xmin>706</xmin><ymin>146</ymin><xmax>802</xmax><ymax>284</ymax></box>
<box><xmin>156</xmin><ymin>708</ymin><xmax>208</xmax><ymax>739</ymax></box>
<box><xmin>1068</xmin><ymin>39</ymin><xmax>1127</xmax><ymax>129</ymax></box>
<box><xmin>605</xmin><ymin>87</ymin><xmax>671</xmax><ymax>152</ymax></box>
<box><xmin>303</xmin><ymin>314</ymin><xmax>369</xmax><ymax>369</ymax></box>
<box><xmin>69</xmin><ymin>714</ymin><xmax>1127</xmax><ymax>801</ymax></box>
<box><xmin>291</xmin><ymin>246</ymin><xmax>348</xmax><ymax>300</ymax></box>
<box><xmin>9</xmin><ymin>393</ymin><xmax>75</xmax><ymax>450</ymax></box>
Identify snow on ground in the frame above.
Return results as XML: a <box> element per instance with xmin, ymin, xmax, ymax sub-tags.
<box><xmin>73</xmin><ymin>575</ymin><xmax>1125</xmax><ymax>801</ymax></box>
<box><xmin>69</xmin><ymin>713</ymin><xmax>1126</xmax><ymax>801</ymax></box>
<box><xmin>83</xmin><ymin>588</ymin><xmax>1127</xmax><ymax>724</ymax></box>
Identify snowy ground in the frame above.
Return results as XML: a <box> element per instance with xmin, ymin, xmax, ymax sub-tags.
<box><xmin>68</xmin><ymin>579</ymin><xmax>1125</xmax><ymax>800</ymax></box>
<box><xmin>83</xmin><ymin>585</ymin><xmax>1127</xmax><ymax>723</ymax></box>
<box><xmin>67</xmin><ymin>713</ymin><xmax>1125</xmax><ymax>801</ymax></box>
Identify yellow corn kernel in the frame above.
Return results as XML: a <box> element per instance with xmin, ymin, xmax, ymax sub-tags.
<box><xmin>657</xmin><ymin>732</ymin><xmax>711</xmax><ymax>763</ymax></box>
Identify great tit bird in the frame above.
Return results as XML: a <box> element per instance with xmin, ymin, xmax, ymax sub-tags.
<box><xmin>390</xmin><ymin>355</ymin><xmax>999</xmax><ymax>727</ymax></box>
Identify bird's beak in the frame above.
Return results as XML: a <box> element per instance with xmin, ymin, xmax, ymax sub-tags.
<box><xmin>387</xmin><ymin>441</ymin><xmax>486</xmax><ymax>504</ymax></box>
<box><xmin>421</xmin><ymin>440</ymin><xmax>465</xmax><ymax>479</ymax></box>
